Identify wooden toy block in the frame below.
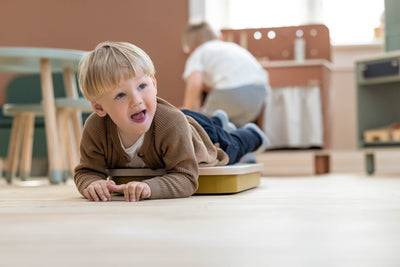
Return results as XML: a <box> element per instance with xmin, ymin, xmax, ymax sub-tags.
<box><xmin>364</xmin><ymin>128</ymin><xmax>391</xmax><ymax>142</ymax></box>
<box><xmin>392</xmin><ymin>128</ymin><xmax>400</xmax><ymax>141</ymax></box>
<box><xmin>364</xmin><ymin>123</ymin><xmax>400</xmax><ymax>143</ymax></box>
<box><xmin>108</xmin><ymin>163</ymin><xmax>263</xmax><ymax>194</ymax></box>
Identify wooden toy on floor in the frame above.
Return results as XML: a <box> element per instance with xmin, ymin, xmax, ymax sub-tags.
<box><xmin>108</xmin><ymin>163</ymin><xmax>263</xmax><ymax>194</ymax></box>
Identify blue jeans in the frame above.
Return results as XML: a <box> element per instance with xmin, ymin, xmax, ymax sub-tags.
<box><xmin>181</xmin><ymin>109</ymin><xmax>261</xmax><ymax>164</ymax></box>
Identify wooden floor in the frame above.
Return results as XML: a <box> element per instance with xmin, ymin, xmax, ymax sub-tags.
<box><xmin>1</xmin><ymin>173</ymin><xmax>400</xmax><ymax>266</ymax></box>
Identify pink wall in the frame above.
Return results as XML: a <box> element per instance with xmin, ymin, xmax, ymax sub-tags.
<box><xmin>0</xmin><ymin>0</ymin><xmax>188</xmax><ymax>106</ymax></box>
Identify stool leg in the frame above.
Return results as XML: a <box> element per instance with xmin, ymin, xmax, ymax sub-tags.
<box><xmin>19</xmin><ymin>113</ymin><xmax>35</xmax><ymax>180</ymax></box>
<box><xmin>4</xmin><ymin>114</ymin><xmax>26</xmax><ymax>183</ymax></box>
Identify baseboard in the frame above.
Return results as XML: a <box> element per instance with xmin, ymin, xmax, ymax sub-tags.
<box><xmin>257</xmin><ymin>150</ymin><xmax>400</xmax><ymax>176</ymax></box>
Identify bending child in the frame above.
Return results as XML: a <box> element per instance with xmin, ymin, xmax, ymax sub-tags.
<box><xmin>182</xmin><ymin>22</ymin><xmax>270</xmax><ymax>127</ymax></box>
<box><xmin>75</xmin><ymin>41</ymin><xmax>269</xmax><ymax>202</ymax></box>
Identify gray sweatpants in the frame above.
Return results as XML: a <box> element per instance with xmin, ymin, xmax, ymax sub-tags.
<box><xmin>202</xmin><ymin>84</ymin><xmax>268</xmax><ymax>127</ymax></box>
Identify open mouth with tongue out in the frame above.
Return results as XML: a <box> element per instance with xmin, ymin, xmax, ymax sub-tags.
<box><xmin>130</xmin><ymin>110</ymin><xmax>147</xmax><ymax>123</ymax></box>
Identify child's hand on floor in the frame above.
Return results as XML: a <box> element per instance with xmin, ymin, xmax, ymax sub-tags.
<box><xmin>107</xmin><ymin>181</ymin><xmax>151</xmax><ymax>202</ymax></box>
<box><xmin>83</xmin><ymin>180</ymin><xmax>114</xmax><ymax>202</ymax></box>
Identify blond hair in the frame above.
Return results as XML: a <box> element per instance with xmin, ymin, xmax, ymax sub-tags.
<box><xmin>182</xmin><ymin>22</ymin><xmax>218</xmax><ymax>53</ymax></box>
<box><xmin>78</xmin><ymin>41</ymin><xmax>155</xmax><ymax>100</ymax></box>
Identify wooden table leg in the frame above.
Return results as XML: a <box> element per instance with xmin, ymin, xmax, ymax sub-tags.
<box><xmin>40</xmin><ymin>58</ymin><xmax>63</xmax><ymax>184</ymax></box>
<box><xmin>63</xmin><ymin>68</ymin><xmax>83</xmax><ymax>172</ymax></box>
<box><xmin>56</xmin><ymin>108</ymin><xmax>69</xmax><ymax>181</ymax></box>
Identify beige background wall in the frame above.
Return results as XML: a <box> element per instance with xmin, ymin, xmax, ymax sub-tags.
<box><xmin>0</xmin><ymin>0</ymin><xmax>188</xmax><ymax>107</ymax></box>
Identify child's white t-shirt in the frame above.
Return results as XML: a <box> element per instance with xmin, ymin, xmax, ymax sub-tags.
<box><xmin>182</xmin><ymin>40</ymin><xmax>268</xmax><ymax>90</ymax></box>
<box><xmin>118</xmin><ymin>133</ymin><xmax>146</xmax><ymax>168</ymax></box>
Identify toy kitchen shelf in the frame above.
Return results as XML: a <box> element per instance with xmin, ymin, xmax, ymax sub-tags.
<box><xmin>356</xmin><ymin>50</ymin><xmax>400</xmax><ymax>174</ymax></box>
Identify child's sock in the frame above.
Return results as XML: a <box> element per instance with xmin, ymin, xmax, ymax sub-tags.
<box><xmin>240</xmin><ymin>152</ymin><xmax>257</xmax><ymax>163</ymax></box>
<box><xmin>243</xmin><ymin>123</ymin><xmax>270</xmax><ymax>153</ymax></box>
<box><xmin>213</xmin><ymin>109</ymin><xmax>237</xmax><ymax>133</ymax></box>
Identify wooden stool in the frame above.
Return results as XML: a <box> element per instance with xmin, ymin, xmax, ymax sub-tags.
<box><xmin>108</xmin><ymin>163</ymin><xmax>263</xmax><ymax>194</ymax></box>
<box><xmin>2</xmin><ymin>104</ymin><xmax>43</xmax><ymax>183</ymax></box>
<box><xmin>2</xmin><ymin>98</ymin><xmax>92</xmax><ymax>183</ymax></box>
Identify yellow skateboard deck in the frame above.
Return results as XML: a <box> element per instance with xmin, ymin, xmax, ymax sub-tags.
<box><xmin>108</xmin><ymin>163</ymin><xmax>263</xmax><ymax>194</ymax></box>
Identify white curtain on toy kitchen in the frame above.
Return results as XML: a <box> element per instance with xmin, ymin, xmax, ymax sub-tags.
<box><xmin>263</xmin><ymin>86</ymin><xmax>323</xmax><ymax>149</ymax></box>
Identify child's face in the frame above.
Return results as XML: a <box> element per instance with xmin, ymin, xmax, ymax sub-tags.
<box><xmin>91</xmin><ymin>69</ymin><xmax>158</xmax><ymax>142</ymax></box>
